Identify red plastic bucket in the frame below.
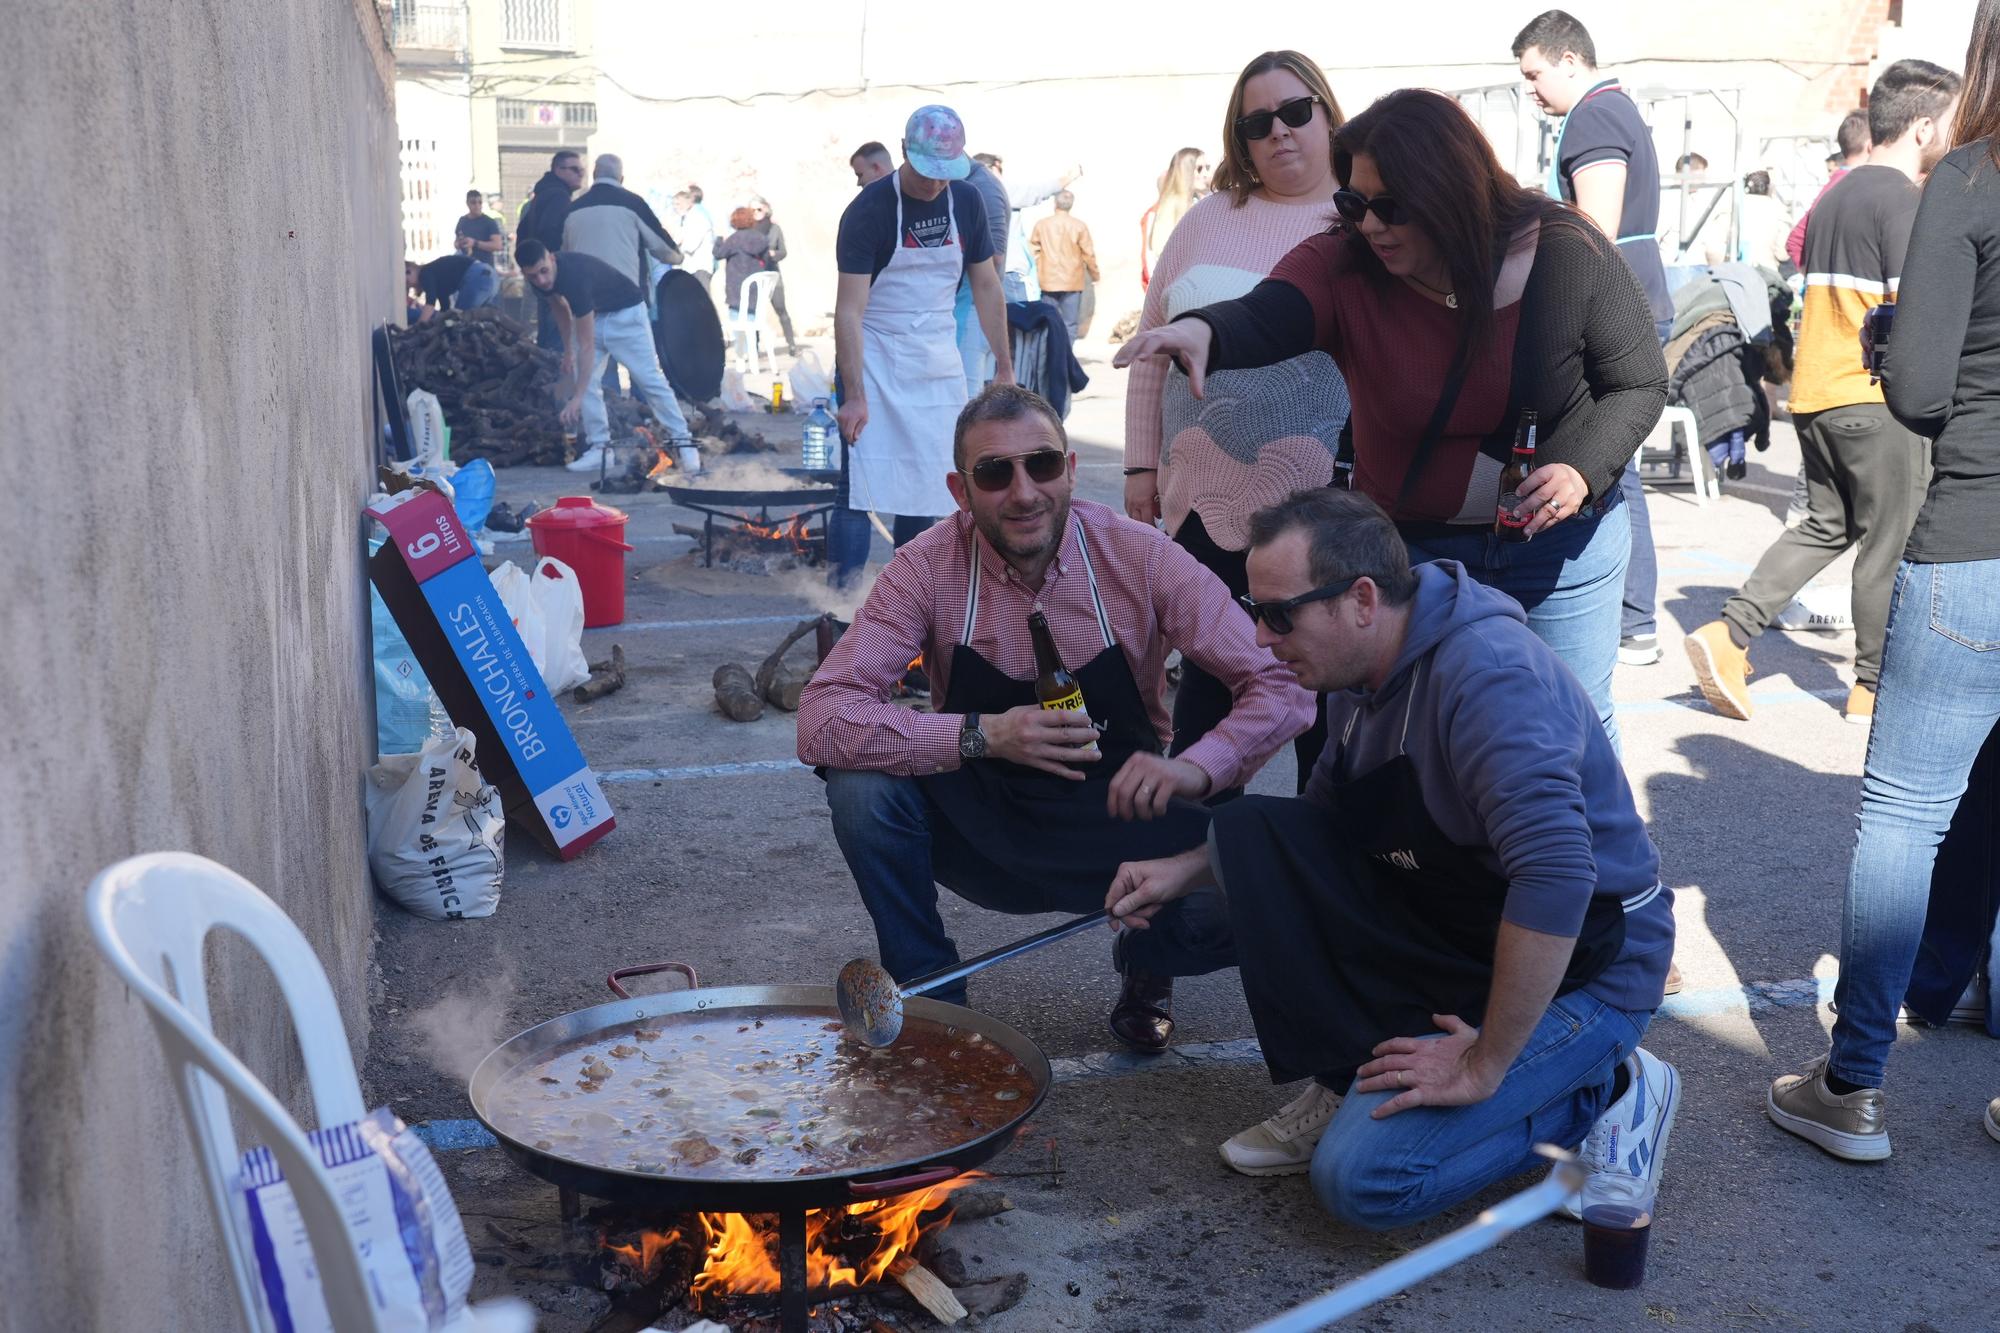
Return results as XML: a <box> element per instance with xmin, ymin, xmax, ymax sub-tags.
<box><xmin>528</xmin><ymin>496</ymin><xmax>633</xmax><ymax>627</ymax></box>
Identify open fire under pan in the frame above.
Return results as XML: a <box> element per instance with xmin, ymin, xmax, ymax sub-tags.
<box><xmin>661</xmin><ymin>467</ymin><xmax>839</xmax><ymax>568</ymax></box>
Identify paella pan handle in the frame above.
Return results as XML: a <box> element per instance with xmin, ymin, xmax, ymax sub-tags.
<box><xmin>606</xmin><ymin>961</ymin><xmax>700</xmax><ymax>999</ymax></box>
<box><xmin>846</xmin><ymin>1165</ymin><xmax>960</xmax><ymax>1200</ymax></box>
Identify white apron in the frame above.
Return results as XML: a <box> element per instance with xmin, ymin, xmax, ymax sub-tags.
<box><xmin>852</xmin><ymin>185</ymin><xmax>969</xmax><ymax>518</ymax></box>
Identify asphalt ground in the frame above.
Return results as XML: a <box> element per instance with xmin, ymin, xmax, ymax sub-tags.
<box><xmin>362</xmin><ymin>345</ymin><xmax>2000</xmax><ymax>1331</ymax></box>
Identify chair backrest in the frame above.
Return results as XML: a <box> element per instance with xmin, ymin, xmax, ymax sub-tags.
<box><xmin>740</xmin><ymin>270</ymin><xmax>780</xmax><ymax>322</ymax></box>
<box><xmin>86</xmin><ymin>852</ymin><xmax>382</xmax><ymax>1333</ymax></box>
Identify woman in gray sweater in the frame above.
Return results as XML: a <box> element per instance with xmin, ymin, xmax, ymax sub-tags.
<box><xmin>1766</xmin><ymin>0</ymin><xmax>2000</xmax><ymax>1162</ymax></box>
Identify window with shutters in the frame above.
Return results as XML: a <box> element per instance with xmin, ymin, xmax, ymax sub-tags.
<box><xmin>501</xmin><ymin>0</ymin><xmax>571</xmax><ymax>50</ymax></box>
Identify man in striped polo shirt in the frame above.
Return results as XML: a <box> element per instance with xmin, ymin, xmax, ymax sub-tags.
<box><xmin>1686</xmin><ymin>59</ymin><xmax>1960</xmax><ymax>727</ymax></box>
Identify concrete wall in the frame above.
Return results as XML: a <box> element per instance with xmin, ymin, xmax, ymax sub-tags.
<box><xmin>577</xmin><ymin>0</ymin><xmax>1976</xmax><ymax>337</ymax></box>
<box><xmin>0</xmin><ymin>1</ymin><xmax>400</xmax><ymax>1328</ymax></box>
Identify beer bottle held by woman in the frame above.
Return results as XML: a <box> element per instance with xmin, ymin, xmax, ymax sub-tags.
<box><xmin>1494</xmin><ymin>409</ymin><xmax>1538</xmax><ymax>542</ymax></box>
<box><xmin>1028</xmin><ymin>609</ymin><xmax>1097</xmax><ymax>752</ymax></box>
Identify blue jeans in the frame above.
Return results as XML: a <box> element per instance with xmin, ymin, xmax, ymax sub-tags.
<box><xmin>1403</xmin><ymin>501</ymin><xmax>1631</xmax><ymax>749</ymax></box>
<box><xmin>954</xmin><ymin>275</ymin><xmax>994</xmax><ymax>397</ymax></box>
<box><xmin>828</xmin><ymin>510</ymin><xmax>938</xmax><ymax>587</ymax></box>
<box><xmin>824</xmin><ymin>769</ymin><xmax>1214</xmax><ymax>1003</ymax></box>
<box><xmin>1619</xmin><ymin>459</ymin><xmax>1658</xmax><ymax>640</ymax></box>
<box><xmin>1312</xmin><ymin>991</ymin><xmax>1648</xmax><ymax>1230</ymax></box>
<box><xmin>1830</xmin><ymin>558</ymin><xmax>2000</xmax><ymax>1087</ymax></box>
<box><xmin>455</xmin><ymin>261</ymin><xmax>498</xmax><ymax>310</ymax></box>
<box><xmin>1043</xmin><ymin>290</ymin><xmax>1082</xmax><ymax>340</ymax></box>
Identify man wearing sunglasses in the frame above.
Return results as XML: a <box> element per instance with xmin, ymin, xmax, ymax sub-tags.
<box><xmin>798</xmin><ymin>385</ymin><xmax>1313</xmax><ymax>1052</ymax></box>
<box><xmin>1105</xmin><ymin>488</ymin><xmax>1679</xmax><ymax>1227</ymax></box>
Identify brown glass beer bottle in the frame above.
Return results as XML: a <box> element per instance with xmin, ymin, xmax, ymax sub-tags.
<box><xmin>1028</xmin><ymin>609</ymin><xmax>1096</xmax><ymax>751</ymax></box>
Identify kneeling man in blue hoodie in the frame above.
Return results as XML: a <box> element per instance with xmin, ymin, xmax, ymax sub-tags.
<box><xmin>1106</xmin><ymin>487</ymin><xmax>1680</xmax><ymax>1230</ymax></box>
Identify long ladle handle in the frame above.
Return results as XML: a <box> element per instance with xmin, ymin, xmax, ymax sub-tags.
<box><xmin>900</xmin><ymin>909</ymin><xmax>1110</xmax><ymax>1000</ymax></box>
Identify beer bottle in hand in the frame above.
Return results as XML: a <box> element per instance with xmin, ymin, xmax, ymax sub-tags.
<box><xmin>1495</xmin><ymin>409</ymin><xmax>1538</xmax><ymax>542</ymax></box>
<box><xmin>1028</xmin><ymin>609</ymin><xmax>1097</xmax><ymax>752</ymax></box>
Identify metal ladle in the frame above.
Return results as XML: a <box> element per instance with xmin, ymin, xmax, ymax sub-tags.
<box><xmin>836</xmin><ymin>909</ymin><xmax>1110</xmax><ymax>1046</ymax></box>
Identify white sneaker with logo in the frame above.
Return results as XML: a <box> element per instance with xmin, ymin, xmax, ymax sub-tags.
<box><xmin>1219</xmin><ymin>1082</ymin><xmax>1342</xmax><ymax>1176</ymax></box>
<box><xmin>1557</xmin><ymin>1047</ymin><xmax>1682</xmax><ymax>1220</ymax></box>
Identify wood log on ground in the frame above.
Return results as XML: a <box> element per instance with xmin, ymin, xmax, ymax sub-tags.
<box><xmin>952</xmin><ymin>1273</ymin><xmax>1029</xmax><ymax>1321</ymax></box>
<box><xmin>712</xmin><ymin>663</ymin><xmax>764</xmax><ymax>721</ymax></box>
<box><xmin>754</xmin><ymin>617</ymin><xmax>823</xmax><ymax>699</ymax></box>
<box><xmin>762</xmin><ymin>664</ymin><xmax>806</xmax><ymax>712</ymax></box>
<box><xmin>949</xmin><ymin>1189</ymin><xmax>1014</xmax><ymax>1223</ymax></box>
<box><xmin>572</xmin><ymin>645</ymin><xmax>625</xmax><ymax>703</ymax></box>
<box><xmin>889</xmin><ymin>1259</ymin><xmax>966</xmax><ymax>1325</ymax></box>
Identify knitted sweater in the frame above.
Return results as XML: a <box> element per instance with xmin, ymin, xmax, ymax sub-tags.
<box><xmin>1124</xmin><ymin>191</ymin><xmax>1350</xmax><ymax>550</ymax></box>
<box><xmin>1192</xmin><ymin>220</ymin><xmax>1666</xmax><ymax>526</ymax></box>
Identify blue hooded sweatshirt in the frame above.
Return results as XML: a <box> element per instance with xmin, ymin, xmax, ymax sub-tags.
<box><xmin>1303</xmin><ymin>560</ymin><xmax>1672</xmax><ymax>1013</ymax></box>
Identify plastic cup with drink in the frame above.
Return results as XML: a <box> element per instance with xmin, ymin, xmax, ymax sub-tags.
<box><xmin>1579</xmin><ymin>1171</ymin><xmax>1655</xmax><ymax>1290</ymax></box>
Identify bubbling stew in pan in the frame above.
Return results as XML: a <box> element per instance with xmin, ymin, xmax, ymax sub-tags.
<box><xmin>483</xmin><ymin>1006</ymin><xmax>1039</xmax><ymax>1179</ymax></box>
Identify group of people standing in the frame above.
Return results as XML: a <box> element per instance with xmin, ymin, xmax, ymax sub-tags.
<box><xmin>799</xmin><ymin>0</ymin><xmax>2000</xmax><ymax>1246</ymax></box>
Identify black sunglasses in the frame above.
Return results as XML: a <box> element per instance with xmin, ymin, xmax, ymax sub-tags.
<box><xmin>962</xmin><ymin>448</ymin><xmax>1068</xmax><ymax>493</ymax></box>
<box><xmin>1235</xmin><ymin>94</ymin><xmax>1324</xmax><ymax>142</ymax></box>
<box><xmin>1333</xmin><ymin>189</ymin><xmax>1412</xmax><ymax>228</ymax></box>
<box><xmin>1238</xmin><ymin>577</ymin><xmax>1359</xmax><ymax>634</ymax></box>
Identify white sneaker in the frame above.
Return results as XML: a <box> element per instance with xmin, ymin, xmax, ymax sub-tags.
<box><xmin>565</xmin><ymin>444</ymin><xmax>608</xmax><ymax>473</ymax></box>
<box><xmin>1557</xmin><ymin>1047</ymin><xmax>1682</xmax><ymax>1219</ymax></box>
<box><xmin>1219</xmin><ymin>1082</ymin><xmax>1342</xmax><ymax>1176</ymax></box>
<box><xmin>1985</xmin><ymin>1098</ymin><xmax>2000</xmax><ymax>1145</ymax></box>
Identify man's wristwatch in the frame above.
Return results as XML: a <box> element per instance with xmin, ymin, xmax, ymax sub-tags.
<box><xmin>958</xmin><ymin>712</ymin><xmax>988</xmax><ymax>760</ymax></box>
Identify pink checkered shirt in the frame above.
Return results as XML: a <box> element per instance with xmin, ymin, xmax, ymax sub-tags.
<box><xmin>796</xmin><ymin>499</ymin><xmax>1314</xmax><ymax>789</ymax></box>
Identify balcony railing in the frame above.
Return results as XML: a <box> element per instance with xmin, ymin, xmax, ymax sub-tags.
<box><xmin>391</xmin><ymin>3</ymin><xmax>466</xmax><ymax>53</ymax></box>
<box><xmin>501</xmin><ymin>0</ymin><xmax>572</xmax><ymax>50</ymax></box>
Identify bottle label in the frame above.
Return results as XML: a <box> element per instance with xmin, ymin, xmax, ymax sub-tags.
<box><xmin>1496</xmin><ymin>491</ymin><xmax>1531</xmax><ymax>530</ymax></box>
<box><xmin>1040</xmin><ymin>689</ymin><xmax>1098</xmax><ymax>750</ymax></box>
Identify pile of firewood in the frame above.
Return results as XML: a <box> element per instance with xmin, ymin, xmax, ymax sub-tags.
<box><xmin>388</xmin><ymin>309</ymin><xmax>658</xmax><ymax>467</ymax></box>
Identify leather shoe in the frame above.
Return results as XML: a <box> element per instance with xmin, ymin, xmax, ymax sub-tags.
<box><xmin>1109</xmin><ymin>971</ymin><xmax>1174</xmax><ymax>1052</ymax></box>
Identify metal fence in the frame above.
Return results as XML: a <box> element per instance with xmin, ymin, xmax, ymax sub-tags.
<box><xmin>390</xmin><ymin>2</ymin><xmax>465</xmax><ymax>51</ymax></box>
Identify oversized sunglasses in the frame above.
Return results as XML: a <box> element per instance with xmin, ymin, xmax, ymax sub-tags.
<box><xmin>962</xmin><ymin>448</ymin><xmax>1069</xmax><ymax>492</ymax></box>
<box><xmin>1235</xmin><ymin>94</ymin><xmax>1324</xmax><ymax>142</ymax></box>
<box><xmin>1238</xmin><ymin>577</ymin><xmax>1359</xmax><ymax>634</ymax></box>
<box><xmin>1332</xmin><ymin>188</ymin><xmax>1412</xmax><ymax>228</ymax></box>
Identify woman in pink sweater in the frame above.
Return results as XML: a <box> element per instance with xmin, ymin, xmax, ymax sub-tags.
<box><xmin>1123</xmin><ymin>50</ymin><xmax>1351</xmax><ymax>793</ymax></box>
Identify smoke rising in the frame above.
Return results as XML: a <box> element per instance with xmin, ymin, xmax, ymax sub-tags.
<box><xmin>406</xmin><ymin>966</ymin><xmax>518</xmax><ymax>1083</ymax></box>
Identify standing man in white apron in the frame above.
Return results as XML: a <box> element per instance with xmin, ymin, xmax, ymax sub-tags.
<box><xmin>831</xmin><ymin>105</ymin><xmax>1015</xmax><ymax>587</ymax></box>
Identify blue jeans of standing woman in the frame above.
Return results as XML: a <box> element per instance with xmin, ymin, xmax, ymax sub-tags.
<box><xmin>1829</xmin><ymin>558</ymin><xmax>2000</xmax><ymax>1087</ymax></box>
<box><xmin>1402</xmin><ymin>498</ymin><xmax>1632</xmax><ymax>750</ymax></box>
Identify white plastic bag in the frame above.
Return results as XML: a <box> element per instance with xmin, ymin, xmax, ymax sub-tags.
<box><xmin>1775</xmin><ymin>582</ymin><xmax>1854</xmax><ymax>631</ymax></box>
<box><xmin>529</xmin><ymin>556</ymin><xmax>591</xmax><ymax>694</ymax></box>
<box><xmin>365</xmin><ymin>727</ymin><xmax>504</xmax><ymax>920</ymax></box>
<box><xmin>405</xmin><ymin>389</ymin><xmax>450</xmax><ymax>472</ymax></box>
<box><xmin>786</xmin><ymin>349</ymin><xmax>833</xmax><ymax>410</ymax></box>
<box><xmin>239</xmin><ymin>1106</ymin><xmax>474</xmax><ymax>1333</ymax></box>
<box><xmin>720</xmin><ymin>367</ymin><xmax>758</xmax><ymax>413</ymax></box>
<box><xmin>490</xmin><ymin>558</ymin><xmax>591</xmax><ymax>694</ymax></box>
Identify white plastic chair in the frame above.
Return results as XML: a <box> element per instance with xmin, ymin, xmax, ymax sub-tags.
<box><xmin>729</xmin><ymin>270</ymin><xmax>781</xmax><ymax>377</ymax></box>
<box><xmin>86</xmin><ymin>852</ymin><xmax>534</xmax><ymax>1333</ymax></box>
<box><xmin>1637</xmin><ymin>405</ymin><xmax>1717</xmax><ymax>506</ymax></box>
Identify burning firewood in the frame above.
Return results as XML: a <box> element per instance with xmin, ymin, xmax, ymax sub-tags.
<box><xmin>572</xmin><ymin>644</ymin><xmax>626</xmax><ymax>703</ymax></box>
<box><xmin>890</xmin><ymin>1257</ymin><xmax>967</xmax><ymax>1325</ymax></box>
<box><xmin>712</xmin><ymin>663</ymin><xmax>764</xmax><ymax>722</ymax></box>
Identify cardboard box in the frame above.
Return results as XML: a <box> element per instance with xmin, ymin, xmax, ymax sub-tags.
<box><xmin>366</xmin><ymin>488</ymin><xmax>614</xmax><ymax>859</ymax></box>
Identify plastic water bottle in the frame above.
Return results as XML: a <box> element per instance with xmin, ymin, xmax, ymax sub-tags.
<box><xmin>802</xmin><ymin>398</ymin><xmax>836</xmax><ymax>471</ymax></box>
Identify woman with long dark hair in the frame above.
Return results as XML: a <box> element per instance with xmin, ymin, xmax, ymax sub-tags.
<box><xmin>1767</xmin><ymin>2</ymin><xmax>2000</xmax><ymax>1159</ymax></box>
<box><xmin>1124</xmin><ymin>50</ymin><xmax>1349</xmax><ymax>801</ymax></box>
<box><xmin>1118</xmin><ymin>89</ymin><xmax>1666</xmax><ymax>745</ymax></box>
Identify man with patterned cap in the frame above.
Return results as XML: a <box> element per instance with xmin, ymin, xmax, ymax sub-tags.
<box><xmin>830</xmin><ymin>105</ymin><xmax>1016</xmax><ymax>586</ymax></box>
